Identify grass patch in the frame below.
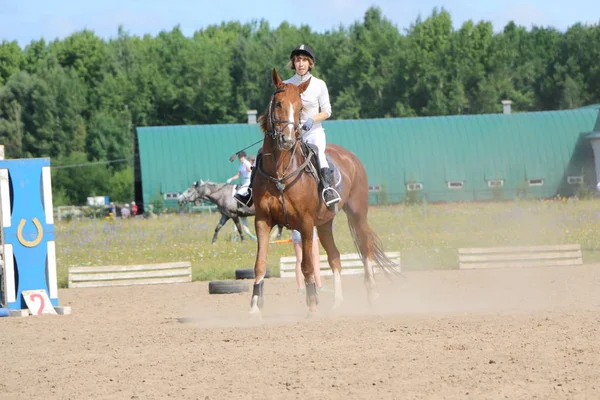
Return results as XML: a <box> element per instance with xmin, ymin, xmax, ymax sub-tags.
<box><xmin>55</xmin><ymin>199</ymin><xmax>600</xmax><ymax>288</ymax></box>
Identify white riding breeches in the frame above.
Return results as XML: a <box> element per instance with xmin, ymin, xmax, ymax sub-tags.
<box><xmin>234</xmin><ymin>183</ymin><xmax>250</xmax><ymax>196</ymax></box>
<box><xmin>303</xmin><ymin>128</ymin><xmax>329</xmax><ymax>169</ymax></box>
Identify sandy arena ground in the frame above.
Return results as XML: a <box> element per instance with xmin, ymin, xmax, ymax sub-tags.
<box><xmin>1</xmin><ymin>264</ymin><xmax>600</xmax><ymax>399</ymax></box>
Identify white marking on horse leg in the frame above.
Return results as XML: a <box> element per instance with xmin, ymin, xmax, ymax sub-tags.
<box><xmin>249</xmin><ymin>296</ymin><xmax>261</xmax><ymax>314</ymax></box>
<box><xmin>249</xmin><ymin>277</ymin><xmax>263</xmax><ymax>313</ymax></box>
<box><xmin>333</xmin><ymin>269</ymin><xmax>344</xmax><ymax>309</ymax></box>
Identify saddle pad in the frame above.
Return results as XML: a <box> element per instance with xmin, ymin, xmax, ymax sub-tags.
<box><xmin>326</xmin><ymin>155</ymin><xmax>342</xmax><ymax>188</ymax></box>
<box><xmin>304</xmin><ymin>142</ymin><xmax>342</xmax><ymax>188</ymax></box>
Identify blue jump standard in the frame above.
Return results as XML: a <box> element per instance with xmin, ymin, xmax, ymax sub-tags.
<box><xmin>0</xmin><ymin>158</ymin><xmax>56</xmax><ymax>309</ymax></box>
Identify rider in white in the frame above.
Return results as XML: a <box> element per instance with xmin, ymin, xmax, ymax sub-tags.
<box><xmin>234</xmin><ymin>44</ymin><xmax>341</xmax><ymax>209</ymax></box>
<box><xmin>227</xmin><ymin>151</ymin><xmax>252</xmax><ymax>201</ymax></box>
<box><xmin>284</xmin><ymin>44</ymin><xmax>341</xmax><ymax>209</ymax></box>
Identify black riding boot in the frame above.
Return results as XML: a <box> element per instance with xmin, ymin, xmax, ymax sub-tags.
<box><xmin>320</xmin><ymin>167</ymin><xmax>341</xmax><ymax>209</ymax></box>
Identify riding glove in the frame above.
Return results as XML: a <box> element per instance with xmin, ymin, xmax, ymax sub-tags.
<box><xmin>302</xmin><ymin>118</ymin><xmax>314</xmax><ymax>132</ymax></box>
<box><xmin>226</xmin><ymin>178</ymin><xmax>232</xmax><ymax>184</ymax></box>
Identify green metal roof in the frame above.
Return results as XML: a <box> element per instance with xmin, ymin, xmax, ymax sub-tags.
<box><xmin>137</xmin><ymin>108</ymin><xmax>600</xmax><ymax>208</ymax></box>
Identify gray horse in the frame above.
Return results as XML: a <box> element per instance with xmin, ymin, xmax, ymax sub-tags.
<box><xmin>178</xmin><ymin>180</ymin><xmax>282</xmax><ymax>243</ymax></box>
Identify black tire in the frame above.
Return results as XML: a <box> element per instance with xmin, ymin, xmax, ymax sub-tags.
<box><xmin>235</xmin><ymin>268</ymin><xmax>271</xmax><ymax>280</ymax></box>
<box><xmin>208</xmin><ymin>280</ymin><xmax>249</xmax><ymax>294</ymax></box>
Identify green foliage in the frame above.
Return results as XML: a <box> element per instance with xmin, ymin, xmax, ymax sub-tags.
<box><xmin>0</xmin><ymin>41</ymin><xmax>24</xmax><ymax>85</ymax></box>
<box><xmin>86</xmin><ymin>108</ymin><xmax>132</xmax><ymax>164</ymax></box>
<box><xmin>51</xmin><ymin>152</ymin><xmax>112</xmax><ymax>205</ymax></box>
<box><xmin>150</xmin><ymin>190</ymin><xmax>165</xmax><ymax>214</ymax></box>
<box><xmin>107</xmin><ymin>167</ymin><xmax>134</xmax><ymax>202</ymax></box>
<box><xmin>0</xmin><ymin>8</ymin><xmax>599</xmax><ymax>204</ymax></box>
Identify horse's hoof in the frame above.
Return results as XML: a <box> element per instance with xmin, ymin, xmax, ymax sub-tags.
<box><xmin>306</xmin><ymin>310</ymin><xmax>323</xmax><ymax>320</ymax></box>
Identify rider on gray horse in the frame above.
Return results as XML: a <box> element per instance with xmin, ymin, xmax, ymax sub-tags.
<box><xmin>234</xmin><ymin>44</ymin><xmax>341</xmax><ymax>210</ymax></box>
<box><xmin>227</xmin><ymin>151</ymin><xmax>252</xmax><ymax>202</ymax></box>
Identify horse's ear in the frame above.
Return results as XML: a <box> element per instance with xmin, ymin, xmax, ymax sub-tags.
<box><xmin>200</xmin><ymin>179</ymin><xmax>205</xmax><ymax>185</ymax></box>
<box><xmin>272</xmin><ymin>68</ymin><xmax>284</xmax><ymax>89</ymax></box>
<box><xmin>297</xmin><ymin>77</ymin><xmax>311</xmax><ymax>94</ymax></box>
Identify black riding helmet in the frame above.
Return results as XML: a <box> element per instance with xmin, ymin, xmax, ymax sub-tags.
<box><xmin>290</xmin><ymin>44</ymin><xmax>316</xmax><ymax>62</ymax></box>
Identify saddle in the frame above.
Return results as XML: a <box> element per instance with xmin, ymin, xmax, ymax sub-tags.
<box><xmin>300</xmin><ymin>142</ymin><xmax>342</xmax><ymax>189</ymax></box>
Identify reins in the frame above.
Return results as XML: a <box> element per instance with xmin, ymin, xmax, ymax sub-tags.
<box><xmin>258</xmin><ymin>89</ymin><xmax>313</xmax><ymax>228</ymax></box>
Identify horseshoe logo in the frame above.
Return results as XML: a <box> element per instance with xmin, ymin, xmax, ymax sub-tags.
<box><xmin>17</xmin><ymin>218</ymin><xmax>43</xmax><ymax>247</ymax></box>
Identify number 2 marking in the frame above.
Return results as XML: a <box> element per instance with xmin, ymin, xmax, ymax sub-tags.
<box><xmin>29</xmin><ymin>293</ymin><xmax>45</xmax><ymax>315</ymax></box>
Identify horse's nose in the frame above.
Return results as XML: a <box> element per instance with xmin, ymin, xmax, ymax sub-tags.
<box><xmin>283</xmin><ymin>135</ymin><xmax>294</xmax><ymax>145</ymax></box>
<box><xmin>278</xmin><ymin>134</ymin><xmax>294</xmax><ymax>149</ymax></box>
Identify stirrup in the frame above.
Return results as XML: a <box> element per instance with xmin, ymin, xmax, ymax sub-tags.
<box><xmin>322</xmin><ymin>187</ymin><xmax>341</xmax><ymax>206</ymax></box>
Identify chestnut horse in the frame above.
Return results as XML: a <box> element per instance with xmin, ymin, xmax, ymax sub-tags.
<box><xmin>249</xmin><ymin>68</ymin><xmax>400</xmax><ymax>315</ymax></box>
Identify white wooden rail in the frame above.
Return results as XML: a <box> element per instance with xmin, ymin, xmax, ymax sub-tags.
<box><xmin>279</xmin><ymin>252</ymin><xmax>401</xmax><ymax>278</ymax></box>
<box><xmin>458</xmin><ymin>244</ymin><xmax>582</xmax><ymax>269</ymax></box>
<box><xmin>68</xmin><ymin>261</ymin><xmax>192</xmax><ymax>288</ymax></box>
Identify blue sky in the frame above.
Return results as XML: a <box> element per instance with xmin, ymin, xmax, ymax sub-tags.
<box><xmin>1</xmin><ymin>0</ymin><xmax>598</xmax><ymax>47</ymax></box>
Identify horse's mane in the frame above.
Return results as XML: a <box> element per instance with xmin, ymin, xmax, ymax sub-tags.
<box><xmin>258</xmin><ymin>111</ymin><xmax>269</xmax><ymax>134</ymax></box>
<box><xmin>200</xmin><ymin>180</ymin><xmax>227</xmax><ymax>189</ymax></box>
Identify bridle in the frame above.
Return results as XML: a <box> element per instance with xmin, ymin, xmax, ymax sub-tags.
<box><xmin>179</xmin><ymin>184</ymin><xmax>201</xmax><ymax>206</ymax></box>
<box><xmin>266</xmin><ymin>88</ymin><xmax>301</xmax><ymax>140</ymax></box>
<box><xmin>257</xmin><ymin>88</ymin><xmax>315</xmax><ymax>228</ymax></box>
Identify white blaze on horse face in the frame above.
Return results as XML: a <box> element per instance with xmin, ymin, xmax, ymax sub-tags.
<box><xmin>287</xmin><ymin>103</ymin><xmax>295</xmax><ymax>139</ymax></box>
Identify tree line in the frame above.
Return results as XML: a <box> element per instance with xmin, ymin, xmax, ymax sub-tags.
<box><xmin>0</xmin><ymin>7</ymin><xmax>599</xmax><ymax>205</ymax></box>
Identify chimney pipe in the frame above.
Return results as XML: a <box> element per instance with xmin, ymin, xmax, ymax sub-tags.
<box><xmin>247</xmin><ymin>110</ymin><xmax>257</xmax><ymax>124</ymax></box>
<box><xmin>501</xmin><ymin>100</ymin><xmax>512</xmax><ymax>115</ymax></box>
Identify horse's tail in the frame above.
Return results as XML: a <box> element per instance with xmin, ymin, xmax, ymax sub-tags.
<box><xmin>347</xmin><ymin>219</ymin><xmax>402</xmax><ymax>277</ymax></box>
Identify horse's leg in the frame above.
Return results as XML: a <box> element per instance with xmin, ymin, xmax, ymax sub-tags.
<box><xmin>232</xmin><ymin>216</ymin><xmax>245</xmax><ymax>241</ymax></box>
<box><xmin>212</xmin><ymin>215</ymin><xmax>229</xmax><ymax>244</ymax></box>
<box><xmin>299</xmin><ymin>226</ymin><xmax>319</xmax><ymax>313</ymax></box>
<box><xmin>316</xmin><ymin>220</ymin><xmax>344</xmax><ymax>309</ymax></box>
<box><xmin>345</xmin><ymin>207</ymin><xmax>378</xmax><ymax>304</ymax></box>
<box><xmin>249</xmin><ymin>218</ymin><xmax>271</xmax><ymax>314</ymax></box>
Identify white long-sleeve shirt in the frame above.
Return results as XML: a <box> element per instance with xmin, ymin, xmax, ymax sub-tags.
<box><xmin>284</xmin><ymin>72</ymin><xmax>332</xmax><ymax>133</ymax></box>
<box><xmin>238</xmin><ymin>159</ymin><xmax>252</xmax><ymax>187</ymax></box>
